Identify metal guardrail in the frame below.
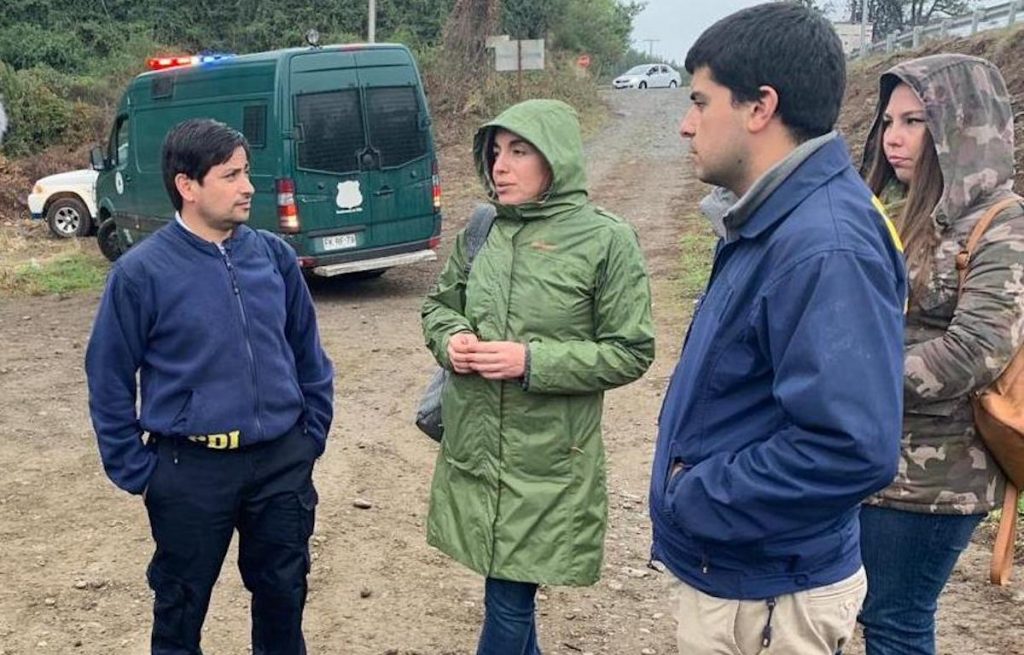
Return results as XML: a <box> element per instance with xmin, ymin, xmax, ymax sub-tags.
<box><xmin>849</xmin><ymin>0</ymin><xmax>1022</xmax><ymax>58</ymax></box>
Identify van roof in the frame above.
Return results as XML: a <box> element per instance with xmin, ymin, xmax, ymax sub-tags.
<box><xmin>137</xmin><ymin>42</ymin><xmax>413</xmax><ymax>79</ymax></box>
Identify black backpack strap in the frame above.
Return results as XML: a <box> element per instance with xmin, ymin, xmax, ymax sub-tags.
<box><xmin>463</xmin><ymin>203</ymin><xmax>497</xmax><ymax>274</ymax></box>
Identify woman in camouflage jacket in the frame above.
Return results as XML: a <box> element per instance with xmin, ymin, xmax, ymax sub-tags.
<box><xmin>858</xmin><ymin>54</ymin><xmax>1024</xmax><ymax>655</ymax></box>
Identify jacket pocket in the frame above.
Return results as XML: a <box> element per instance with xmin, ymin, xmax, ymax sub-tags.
<box><xmin>804</xmin><ymin>567</ymin><xmax>867</xmax><ymax>605</ymax></box>
<box><xmin>179</xmin><ymin>381</ymin><xmax>246</xmax><ymax>437</ymax></box>
<box><xmin>439</xmin><ymin>375</ymin><xmax>485</xmax><ymax>469</ymax></box>
<box><xmin>146</xmin><ymin>564</ymin><xmax>190</xmax><ymax>642</ymax></box>
<box><xmin>297</xmin><ymin>485</ymin><xmax>318</xmax><ymax>574</ymax></box>
<box><xmin>505</xmin><ymin>394</ymin><xmax>575</xmax><ymax>479</ymax></box>
<box><xmin>663</xmin><ymin>456</ymin><xmax>690</xmax><ymax>498</ymax></box>
<box><xmin>660</xmin><ymin>445</ymin><xmax>692</xmax><ymax>522</ymax></box>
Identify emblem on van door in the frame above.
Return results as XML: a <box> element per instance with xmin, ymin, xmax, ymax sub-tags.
<box><xmin>335</xmin><ymin>181</ymin><xmax>364</xmax><ymax>214</ymax></box>
<box><xmin>115</xmin><ymin>172</ymin><xmax>124</xmax><ymax>195</ymax></box>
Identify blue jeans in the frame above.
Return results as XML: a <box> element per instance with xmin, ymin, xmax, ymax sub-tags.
<box><xmin>858</xmin><ymin>505</ymin><xmax>983</xmax><ymax>655</ymax></box>
<box><xmin>476</xmin><ymin>577</ymin><xmax>542</xmax><ymax>655</ymax></box>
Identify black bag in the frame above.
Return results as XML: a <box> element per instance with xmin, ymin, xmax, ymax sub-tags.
<box><xmin>415</xmin><ymin>204</ymin><xmax>496</xmax><ymax>441</ymax></box>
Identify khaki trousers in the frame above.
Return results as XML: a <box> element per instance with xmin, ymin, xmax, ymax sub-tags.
<box><xmin>669</xmin><ymin>567</ymin><xmax>867</xmax><ymax>655</ymax></box>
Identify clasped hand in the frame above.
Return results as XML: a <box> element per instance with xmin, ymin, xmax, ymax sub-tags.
<box><xmin>447</xmin><ymin>332</ymin><xmax>526</xmax><ymax>380</ymax></box>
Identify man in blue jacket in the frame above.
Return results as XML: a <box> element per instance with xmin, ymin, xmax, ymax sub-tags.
<box><xmin>650</xmin><ymin>4</ymin><xmax>907</xmax><ymax>653</ymax></box>
<box><xmin>85</xmin><ymin>119</ymin><xmax>334</xmax><ymax>654</ymax></box>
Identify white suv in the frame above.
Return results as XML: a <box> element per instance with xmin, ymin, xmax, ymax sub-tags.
<box><xmin>27</xmin><ymin>169</ymin><xmax>99</xmax><ymax>238</ymax></box>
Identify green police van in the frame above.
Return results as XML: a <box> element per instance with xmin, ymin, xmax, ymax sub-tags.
<box><xmin>91</xmin><ymin>43</ymin><xmax>442</xmax><ymax>276</ymax></box>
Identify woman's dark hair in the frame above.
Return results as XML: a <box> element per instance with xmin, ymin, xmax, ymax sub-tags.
<box><xmin>865</xmin><ymin>87</ymin><xmax>944</xmax><ymax>304</ymax></box>
<box><xmin>161</xmin><ymin>119</ymin><xmax>250</xmax><ymax>211</ymax></box>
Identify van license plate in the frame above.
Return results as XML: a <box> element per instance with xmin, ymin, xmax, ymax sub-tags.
<box><xmin>322</xmin><ymin>233</ymin><xmax>358</xmax><ymax>251</ymax></box>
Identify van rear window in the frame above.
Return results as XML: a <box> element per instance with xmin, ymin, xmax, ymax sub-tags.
<box><xmin>366</xmin><ymin>87</ymin><xmax>427</xmax><ymax>168</ymax></box>
<box><xmin>243</xmin><ymin>105</ymin><xmax>267</xmax><ymax>148</ymax></box>
<box><xmin>295</xmin><ymin>90</ymin><xmax>366</xmax><ymax>174</ymax></box>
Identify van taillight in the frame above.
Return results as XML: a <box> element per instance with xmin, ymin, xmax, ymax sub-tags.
<box><xmin>276</xmin><ymin>178</ymin><xmax>300</xmax><ymax>233</ymax></box>
<box><xmin>432</xmin><ymin>160</ymin><xmax>442</xmax><ymax>211</ymax></box>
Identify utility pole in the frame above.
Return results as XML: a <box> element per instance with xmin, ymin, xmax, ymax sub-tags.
<box><xmin>641</xmin><ymin>38</ymin><xmax>660</xmax><ymax>58</ymax></box>
<box><xmin>368</xmin><ymin>0</ymin><xmax>377</xmax><ymax>43</ymax></box>
<box><xmin>859</xmin><ymin>0</ymin><xmax>868</xmax><ymax>57</ymax></box>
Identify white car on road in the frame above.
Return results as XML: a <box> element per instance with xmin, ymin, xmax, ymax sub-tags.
<box><xmin>27</xmin><ymin>169</ymin><xmax>99</xmax><ymax>238</ymax></box>
<box><xmin>613</xmin><ymin>64</ymin><xmax>682</xmax><ymax>90</ymax></box>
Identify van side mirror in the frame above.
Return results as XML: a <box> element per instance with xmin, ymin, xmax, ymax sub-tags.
<box><xmin>90</xmin><ymin>146</ymin><xmax>107</xmax><ymax>171</ymax></box>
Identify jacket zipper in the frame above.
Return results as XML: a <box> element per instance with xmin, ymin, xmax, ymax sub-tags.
<box><xmin>487</xmin><ymin>222</ymin><xmax>521</xmax><ymax>574</ymax></box>
<box><xmin>222</xmin><ymin>246</ymin><xmax>264</xmax><ymax>441</ymax></box>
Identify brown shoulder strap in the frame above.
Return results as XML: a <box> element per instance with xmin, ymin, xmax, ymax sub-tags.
<box><xmin>991</xmin><ymin>482</ymin><xmax>1019</xmax><ymax>585</ymax></box>
<box><xmin>956</xmin><ymin>198</ymin><xmax>1022</xmax><ymax>290</ymax></box>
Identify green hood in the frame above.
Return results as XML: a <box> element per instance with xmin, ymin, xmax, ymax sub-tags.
<box><xmin>473</xmin><ymin>99</ymin><xmax>588</xmax><ymax>220</ymax></box>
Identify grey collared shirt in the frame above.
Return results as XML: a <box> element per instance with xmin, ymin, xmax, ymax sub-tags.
<box><xmin>700</xmin><ymin>131</ymin><xmax>839</xmax><ymax>240</ymax></box>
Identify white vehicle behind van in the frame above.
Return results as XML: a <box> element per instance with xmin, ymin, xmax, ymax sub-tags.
<box><xmin>27</xmin><ymin>169</ymin><xmax>99</xmax><ymax>238</ymax></box>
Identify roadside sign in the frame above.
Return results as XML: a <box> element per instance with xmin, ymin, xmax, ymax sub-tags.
<box><xmin>494</xmin><ymin>39</ymin><xmax>545</xmax><ymax>72</ymax></box>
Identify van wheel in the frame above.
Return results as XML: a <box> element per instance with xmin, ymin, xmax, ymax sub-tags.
<box><xmin>638</xmin><ymin>81</ymin><xmax>647</xmax><ymax>89</ymax></box>
<box><xmin>669</xmin><ymin>80</ymin><xmax>677</xmax><ymax>88</ymax></box>
<box><xmin>46</xmin><ymin>197</ymin><xmax>91</xmax><ymax>238</ymax></box>
<box><xmin>97</xmin><ymin>218</ymin><xmax>124</xmax><ymax>262</ymax></box>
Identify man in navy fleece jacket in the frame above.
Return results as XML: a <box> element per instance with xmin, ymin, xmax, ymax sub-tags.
<box><xmin>648</xmin><ymin>5</ymin><xmax>906</xmax><ymax>654</ymax></box>
<box><xmin>85</xmin><ymin>118</ymin><xmax>333</xmax><ymax>655</ymax></box>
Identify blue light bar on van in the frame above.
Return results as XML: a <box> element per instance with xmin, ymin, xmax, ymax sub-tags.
<box><xmin>146</xmin><ymin>54</ymin><xmax>235</xmax><ymax>71</ymax></box>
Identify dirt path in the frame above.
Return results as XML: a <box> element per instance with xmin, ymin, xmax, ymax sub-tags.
<box><xmin>1</xmin><ymin>89</ymin><xmax>1021</xmax><ymax>655</ymax></box>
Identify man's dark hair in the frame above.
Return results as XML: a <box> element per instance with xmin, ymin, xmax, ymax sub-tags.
<box><xmin>161</xmin><ymin>119</ymin><xmax>250</xmax><ymax>211</ymax></box>
<box><xmin>685</xmin><ymin>2</ymin><xmax>846</xmax><ymax>142</ymax></box>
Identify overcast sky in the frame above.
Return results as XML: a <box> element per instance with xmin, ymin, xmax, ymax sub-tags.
<box><xmin>631</xmin><ymin>0</ymin><xmax>857</xmax><ymax>64</ymax></box>
<box><xmin>631</xmin><ymin>0</ymin><xmax>779</xmax><ymax>64</ymax></box>
<box><xmin>630</xmin><ymin>0</ymin><xmax>1005</xmax><ymax>65</ymax></box>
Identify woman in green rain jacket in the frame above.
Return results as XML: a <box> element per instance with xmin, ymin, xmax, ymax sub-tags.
<box><xmin>422</xmin><ymin>99</ymin><xmax>655</xmax><ymax>654</ymax></box>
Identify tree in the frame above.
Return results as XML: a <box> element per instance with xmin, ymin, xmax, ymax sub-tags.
<box><xmin>377</xmin><ymin>0</ymin><xmax>456</xmax><ymax>47</ymax></box>
<box><xmin>847</xmin><ymin>0</ymin><xmax>975</xmax><ymax>38</ymax></box>
<box><xmin>778</xmin><ymin>0</ymin><xmax>834</xmax><ymax>13</ymax></box>
<box><xmin>554</xmin><ymin>0</ymin><xmax>644</xmax><ymax>72</ymax></box>
<box><xmin>442</xmin><ymin>0</ymin><xmax>499</xmax><ymax>65</ymax></box>
<box><xmin>501</xmin><ymin>0</ymin><xmax>568</xmax><ymax>39</ymax></box>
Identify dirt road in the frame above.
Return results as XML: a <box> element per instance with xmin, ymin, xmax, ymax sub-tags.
<box><xmin>1</xmin><ymin>89</ymin><xmax>1021</xmax><ymax>655</ymax></box>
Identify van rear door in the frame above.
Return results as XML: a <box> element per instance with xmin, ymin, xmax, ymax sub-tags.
<box><xmin>358</xmin><ymin>54</ymin><xmax>436</xmax><ymax>250</ymax></box>
<box><xmin>289</xmin><ymin>51</ymin><xmax>370</xmax><ymax>259</ymax></box>
<box><xmin>288</xmin><ymin>48</ymin><xmax>437</xmax><ymax>264</ymax></box>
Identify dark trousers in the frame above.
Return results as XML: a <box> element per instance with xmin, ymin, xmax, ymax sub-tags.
<box><xmin>144</xmin><ymin>426</ymin><xmax>320</xmax><ymax>655</ymax></box>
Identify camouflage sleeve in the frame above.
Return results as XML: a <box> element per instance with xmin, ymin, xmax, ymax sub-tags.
<box><xmin>905</xmin><ymin>208</ymin><xmax>1024</xmax><ymax>404</ymax></box>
